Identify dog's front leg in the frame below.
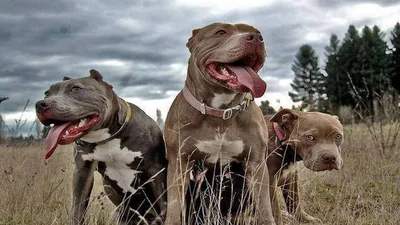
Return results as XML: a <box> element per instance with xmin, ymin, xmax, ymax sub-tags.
<box><xmin>270</xmin><ymin>177</ymin><xmax>283</xmax><ymax>225</ymax></box>
<box><xmin>70</xmin><ymin>148</ymin><xmax>96</xmax><ymax>225</ymax></box>
<box><xmin>281</xmin><ymin>170</ymin><xmax>321</xmax><ymax>224</ymax></box>
<box><xmin>164</xmin><ymin>153</ymin><xmax>190</xmax><ymax>225</ymax></box>
<box><xmin>147</xmin><ymin>164</ymin><xmax>168</xmax><ymax>223</ymax></box>
<box><xmin>247</xmin><ymin>160</ymin><xmax>276</xmax><ymax>225</ymax></box>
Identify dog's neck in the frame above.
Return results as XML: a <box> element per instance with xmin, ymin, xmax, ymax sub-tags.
<box><xmin>279</xmin><ymin>145</ymin><xmax>303</xmax><ymax>170</ymax></box>
<box><xmin>185</xmin><ymin>72</ymin><xmax>246</xmax><ymax>109</ymax></box>
<box><xmin>77</xmin><ymin>98</ymin><xmax>131</xmax><ymax>146</ymax></box>
<box><xmin>271</xmin><ymin>123</ymin><xmax>303</xmax><ymax>167</ymax></box>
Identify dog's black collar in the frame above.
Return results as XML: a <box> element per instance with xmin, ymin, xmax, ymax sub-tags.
<box><xmin>75</xmin><ymin>100</ymin><xmax>132</xmax><ymax>146</ymax></box>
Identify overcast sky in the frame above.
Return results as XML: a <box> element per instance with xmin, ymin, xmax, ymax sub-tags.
<box><xmin>0</xmin><ymin>0</ymin><xmax>399</xmax><ymax>136</ymax></box>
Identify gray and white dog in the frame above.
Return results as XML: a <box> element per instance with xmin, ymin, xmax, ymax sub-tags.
<box><xmin>36</xmin><ymin>69</ymin><xmax>167</xmax><ymax>225</ymax></box>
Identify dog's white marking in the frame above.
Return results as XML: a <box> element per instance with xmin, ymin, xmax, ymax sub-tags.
<box><xmin>80</xmin><ymin>128</ymin><xmax>111</xmax><ymax>143</ymax></box>
<box><xmin>195</xmin><ymin>132</ymin><xmax>244</xmax><ymax>165</ymax></box>
<box><xmin>81</xmin><ymin>138</ymin><xmax>143</xmax><ymax>193</ymax></box>
<box><xmin>78</xmin><ymin>118</ymin><xmax>88</xmax><ymax>127</ymax></box>
<box><xmin>280</xmin><ymin>163</ymin><xmax>298</xmax><ymax>180</ymax></box>
<box><xmin>211</xmin><ymin>93</ymin><xmax>236</xmax><ymax>108</ymax></box>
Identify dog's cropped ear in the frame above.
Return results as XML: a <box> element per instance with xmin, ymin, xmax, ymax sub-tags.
<box><xmin>89</xmin><ymin>69</ymin><xmax>103</xmax><ymax>82</ymax></box>
<box><xmin>63</xmin><ymin>76</ymin><xmax>71</xmax><ymax>81</ymax></box>
<box><xmin>186</xmin><ymin>28</ymin><xmax>200</xmax><ymax>53</ymax></box>
<box><xmin>270</xmin><ymin>109</ymin><xmax>300</xmax><ymax>127</ymax></box>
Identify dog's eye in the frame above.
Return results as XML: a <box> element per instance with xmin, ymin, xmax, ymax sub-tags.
<box><xmin>305</xmin><ymin>135</ymin><xmax>314</xmax><ymax>141</ymax></box>
<box><xmin>70</xmin><ymin>86</ymin><xmax>82</xmax><ymax>92</ymax></box>
<box><xmin>215</xmin><ymin>30</ymin><xmax>226</xmax><ymax>35</ymax></box>
<box><xmin>335</xmin><ymin>134</ymin><xmax>342</xmax><ymax>140</ymax></box>
<box><xmin>44</xmin><ymin>91</ymin><xmax>49</xmax><ymax>98</ymax></box>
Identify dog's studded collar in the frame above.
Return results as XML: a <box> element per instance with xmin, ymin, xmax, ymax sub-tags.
<box><xmin>75</xmin><ymin>100</ymin><xmax>132</xmax><ymax>146</ymax></box>
<box><xmin>182</xmin><ymin>84</ymin><xmax>253</xmax><ymax>120</ymax></box>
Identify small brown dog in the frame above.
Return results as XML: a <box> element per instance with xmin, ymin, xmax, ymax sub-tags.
<box><xmin>267</xmin><ymin>109</ymin><xmax>344</xmax><ymax>223</ymax></box>
<box><xmin>163</xmin><ymin>22</ymin><xmax>275</xmax><ymax>225</ymax></box>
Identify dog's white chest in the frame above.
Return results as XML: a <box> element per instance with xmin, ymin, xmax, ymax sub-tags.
<box><xmin>277</xmin><ymin>162</ymin><xmax>299</xmax><ymax>185</ymax></box>
<box><xmin>81</xmin><ymin>138</ymin><xmax>142</xmax><ymax>193</ymax></box>
<box><xmin>195</xmin><ymin>132</ymin><xmax>244</xmax><ymax>165</ymax></box>
<box><xmin>211</xmin><ymin>93</ymin><xmax>236</xmax><ymax>108</ymax></box>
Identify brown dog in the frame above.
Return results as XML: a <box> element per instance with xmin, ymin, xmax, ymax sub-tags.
<box><xmin>163</xmin><ymin>23</ymin><xmax>275</xmax><ymax>224</ymax></box>
<box><xmin>267</xmin><ymin>109</ymin><xmax>344</xmax><ymax>223</ymax></box>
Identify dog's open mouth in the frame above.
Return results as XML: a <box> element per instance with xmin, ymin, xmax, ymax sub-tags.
<box><xmin>44</xmin><ymin>113</ymin><xmax>100</xmax><ymax>159</ymax></box>
<box><xmin>206</xmin><ymin>55</ymin><xmax>267</xmax><ymax>98</ymax></box>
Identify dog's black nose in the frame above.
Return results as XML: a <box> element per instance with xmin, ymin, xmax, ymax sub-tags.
<box><xmin>245</xmin><ymin>33</ymin><xmax>264</xmax><ymax>43</ymax></box>
<box><xmin>35</xmin><ymin>100</ymin><xmax>51</xmax><ymax>113</ymax></box>
<box><xmin>322</xmin><ymin>155</ymin><xmax>337</xmax><ymax>164</ymax></box>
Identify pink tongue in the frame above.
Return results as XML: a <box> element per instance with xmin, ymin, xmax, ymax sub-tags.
<box><xmin>45</xmin><ymin>122</ymin><xmax>72</xmax><ymax>159</ymax></box>
<box><xmin>225</xmin><ymin>65</ymin><xmax>267</xmax><ymax>98</ymax></box>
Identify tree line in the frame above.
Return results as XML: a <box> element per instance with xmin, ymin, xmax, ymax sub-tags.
<box><xmin>288</xmin><ymin>22</ymin><xmax>400</xmax><ymax>120</ymax></box>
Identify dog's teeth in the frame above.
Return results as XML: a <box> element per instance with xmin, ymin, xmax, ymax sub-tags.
<box><xmin>221</xmin><ymin>67</ymin><xmax>229</xmax><ymax>76</ymax></box>
<box><xmin>65</xmin><ymin>130</ymin><xmax>69</xmax><ymax>135</ymax></box>
<box><xmin>78</xmin><ymin>118</ymin><xmax>88</xmax><ymax>127</ymax></box>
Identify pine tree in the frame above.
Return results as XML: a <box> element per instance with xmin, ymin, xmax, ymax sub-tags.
<box><xmin>390</xmin><ymin>22</ymin><xmax>400</xmax><ymax>94</ymax></box>
<box><xmin>156</xmin><ymin>109</ymin><xmax>164</xmax><ymax>129</ymax></box>
<box><xmin>259</xmin><ymin>100</ymin><xmax>276</xmax><ymax>115</ymax></box>
<box><xmin>358</xmin><ymin>25</ymin><xmax>391</xmax><ymax>116</ymax></box>
<box><xmin>336</xmin><ymin>25</ymin><xmax>363</xmax><ymax>108</ymax></box>
<box><xmin>324</xmin><ymin>34</ymin><xmax>348</xmax><ymax>108</ymax></box>
<box><xmin>289</xmin><ymin>44</ymin><xmax>325</xmax><ymax>110</ymax></box>
<box><xmin>361</xmin><ymin>26</ymin><xmax>391</xmax><ymax>90</ymax></box>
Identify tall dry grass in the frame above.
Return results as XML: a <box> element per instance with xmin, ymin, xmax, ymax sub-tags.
<box><xmin>0</xmin><ymin>123</ymin><xmax>399</xmax><ymax>225</ymax></box>
<box><xmin>0</xmin><ymin>144</ymin><xmax>115</xmax><ymax>225</ymax></box>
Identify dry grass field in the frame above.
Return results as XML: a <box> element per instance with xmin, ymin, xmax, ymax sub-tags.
<box><xmin>0</xmin><ymin>123</ymin><xmax>399</xmax><ymax>225</ymax></box>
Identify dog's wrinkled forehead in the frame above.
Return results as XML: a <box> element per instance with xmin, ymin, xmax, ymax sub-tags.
<box><xmin>45</xmin><ymin>74</ymin><xmax>112</xmax><ymax>97</ymax></box>
<box><xmin>186</xmin><ymin>22</ymin><xmax>260</xmax><ymax>52</ymax></box>
<box><xmin>298</xmin><ymin>113</ymin><xmax>344</xmax><ymax>136</ymax></box>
